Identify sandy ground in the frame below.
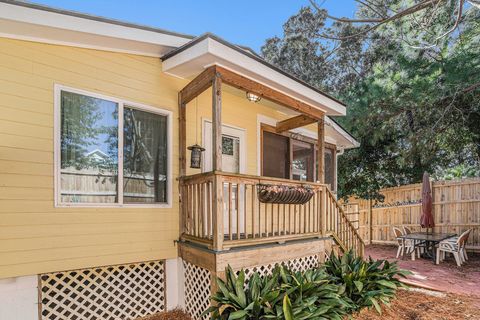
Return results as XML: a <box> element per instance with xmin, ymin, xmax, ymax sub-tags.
<box><xmin>365</xmin><ymin>245</ymin><xmax>480</xmax><ymax>300</ymax></box>
<box><xmin>352</xmin><ymin>289</ymin><xmax>480</xmax><ymax>320</ymax></box>
<box><xmin>140</xmin><ymin>290</ymin><xmax>480</xmax><ymax>320</ymax></box>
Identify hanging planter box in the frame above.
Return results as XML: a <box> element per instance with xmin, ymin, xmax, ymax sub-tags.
<box><xmin>257</xmin><ymin>184</ymin><xmax>315</xmax><ymax>204</ymax></box>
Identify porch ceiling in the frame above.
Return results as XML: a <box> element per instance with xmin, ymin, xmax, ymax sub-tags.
<box><xmin>162</xmin><ymin>34</ymin><xmax>346</xmax><ymax>116</ymax></box>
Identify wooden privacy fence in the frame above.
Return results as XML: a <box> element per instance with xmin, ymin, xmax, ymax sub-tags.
<box><xmin>343</xmin><ymin>178</ymin><xmax>480</xmax><ymax>251</ymax></box>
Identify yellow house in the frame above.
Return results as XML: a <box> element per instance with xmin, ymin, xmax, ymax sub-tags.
<box><xmin>0</xmin><ymin>1</ymin><xmax>361</xmax><ymax>319</ymax></box>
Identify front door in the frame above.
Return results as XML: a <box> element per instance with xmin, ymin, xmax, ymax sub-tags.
<box><xmin>203</xmin><ymin>121</ymin><xmax>246</xmax><ymax>236</ymax></box>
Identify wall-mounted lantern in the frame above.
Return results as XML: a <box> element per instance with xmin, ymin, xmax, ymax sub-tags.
<box><xmin>187</xmin><ymin>144</ymin><xmax>205</xmax><ymax>169</ymax></box>
<box><xmin>246</xmin><ymin>92</ymin><xmax>261</xmax><ymax>103</ymax></box>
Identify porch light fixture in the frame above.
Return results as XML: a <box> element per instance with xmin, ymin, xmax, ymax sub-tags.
<box><xmin>188</xmin><ymin>144</ymin><xmax>205</xmax><ymax>169</ymax></box>
<box><xmin>246</xmin><ymin>92</ymin><xmax>261</xmax><ymax>103</ymax></box>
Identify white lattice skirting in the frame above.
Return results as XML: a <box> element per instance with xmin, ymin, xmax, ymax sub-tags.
<box><xmin>39</xmin><ymin>260</ymin><xmax>165</xmax><ymax>320</ymax></box>
<box><xmin>237</xmin><ymin>254</ymin><xmax>320</xmax><ymax>280</ymax></box>
<box><xmin>183</xmin><ymin>260</ymin><xmax>211</xmax><ymax>320</ymax></box>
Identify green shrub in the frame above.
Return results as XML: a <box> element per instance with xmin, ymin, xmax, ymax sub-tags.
<box><xmin>324</xmin><ymin>250</ymin><xmax>410</xmax><ymax>314</ymax></box>
<box><xmin>205</xmin><ymin>265</ymin><xmax>347</xmax><ymax>320</ymax></box>
<box><xmin>205</xmin><ymin>251</ymin><xmax>409</xmax><ymax>319</ymax></box>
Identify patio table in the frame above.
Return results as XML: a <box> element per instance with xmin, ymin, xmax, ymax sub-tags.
<box><xmin>398</xmin><ymin>232</ymin><xmax>456</xmax><ymax>263</ymax></box>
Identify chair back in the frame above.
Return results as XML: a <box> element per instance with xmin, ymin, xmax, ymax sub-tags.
<box><xmin>457</xmin><ymin>229</ymin><xmax>470</xmax><ymax>247</ymax></box>
<box><xmin>393</xmin><ymin>227</ymin><xmax>404</xmax><ymax>245</ymax></box>
<box><xmin>403</xmin><ymin>226</ymin><xmax>412</xmax><ymax>234</ymax></box>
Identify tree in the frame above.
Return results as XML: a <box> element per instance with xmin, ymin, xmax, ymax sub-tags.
<box><xmin>261</xmin><ymin>1</ymin><xmax>480</xmax><ymax>199</ymax></box>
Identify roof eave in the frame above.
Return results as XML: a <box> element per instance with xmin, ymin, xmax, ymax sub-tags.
<box><xmin>162</xmin><ymin>34</ymin><xmax>347</xmax><ymax>116</ymax></box>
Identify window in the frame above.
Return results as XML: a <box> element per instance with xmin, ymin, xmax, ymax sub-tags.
<box><xmin>261</xmin><ymin>125</ymin><xmax>337</xmax><ymax>189</ymax></box>
<box><xmin>56</xmin><ymin>87</ymin><xmax>171</xmax><ymax>206</ymax></box>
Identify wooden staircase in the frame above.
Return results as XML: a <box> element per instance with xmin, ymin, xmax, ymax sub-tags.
<box><xmin>323</xmin><ymin>187</ymin><xmax>365</xmax><ymax>257</ymax></box>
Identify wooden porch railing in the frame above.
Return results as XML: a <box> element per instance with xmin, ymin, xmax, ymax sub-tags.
<box><xmin>179</xmin><ymin>171</ymin><xmax>364</xmax><ymax>256</ymax></box>
<box><xmin>325</xmin><ymin>188</ymin><xmax>365</xmax><ymax>257</ymax></box>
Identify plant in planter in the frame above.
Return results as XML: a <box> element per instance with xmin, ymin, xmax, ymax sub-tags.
<box><xmin>323</xmin><ymin>250</ymin><xmax>411</xmax><ymax>314</ymax></box>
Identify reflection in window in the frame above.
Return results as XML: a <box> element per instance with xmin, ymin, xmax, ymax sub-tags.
<box><xmin>123</xmin><ymin>107</ymin><xmax>168</xmax><ymax>203</ymax></box>
<box><xmin>60</xmin><ymin>91</ymin><xmax>118</xmax><ymax>203</ymax></box>
<box><xmin>292</xmin><ymin>140</ymin><xmax>314</xmax><ymax>182</ymax></box>
<box><xmin>221</xmin><ymin>135</ymin><xmax>240</xmax><ymax>173</ymax></box>
<box><xmin>59</xmin><ymin>90</ymin><xmax>169</xmax><ymax>205</ymax></box>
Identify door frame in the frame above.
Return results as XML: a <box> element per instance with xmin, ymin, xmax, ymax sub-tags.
<box><xmin>202</xmin><ymin>118</ymin><xmax>247</xmax><ymax>174</ymax></box>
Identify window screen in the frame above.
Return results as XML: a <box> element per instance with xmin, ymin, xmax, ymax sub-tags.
<box><xmin>262</xmin><ymin>131</ymin><xmax>290</xmax><ymax>179</ymax></box>
<box><xmin>325</xmin><ymin>148</ymin><xmax>335</xmax><ymax>190</ymax></box>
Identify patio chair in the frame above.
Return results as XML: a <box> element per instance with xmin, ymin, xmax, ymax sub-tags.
<box><xmin>393</xmin><ymin>227</ymin><xmax>418</xmax><ymax>260</ymax></box>
<box><xmin>436</xmin><ymin>229</ymin><xmax>470</xmax><ymax>266</ymax></box>
<box><xmin>441</xmin><ymin>229</ymin><xmax>472</xmax><ymax>262</ymax></box>
<box><xmin>403</xmin><ymin>226</ymin><xmax>424</xmax><ymax>257</ymax></box>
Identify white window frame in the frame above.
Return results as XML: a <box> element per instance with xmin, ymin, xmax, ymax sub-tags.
<box><xmin>54</xmin><ymin>84</ymin><xmax>173</xmax><ymax>208</ymax></box>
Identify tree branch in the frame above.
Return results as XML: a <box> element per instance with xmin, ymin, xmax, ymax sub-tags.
<box><xmin>311</xmin><ymin>0</ymin><xmax>444</xmax><ymax>40</ymax></box>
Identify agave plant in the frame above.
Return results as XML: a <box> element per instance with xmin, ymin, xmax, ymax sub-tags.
<box><xmin>205</xmin><ymin>265</ymin><xmax>348</xmax><ymax>319</ymax></box>
<box><xmin>323</xmin><ymin>250</ymin><xmax>411</xmax><ymax>314</ymax></box>
<box><xmin>275</xmin><ymin>266</ymin><xmax>348</xmax><ymax>320</ymax></box>
<box><xmin>204</xmin><ymin>265</ymin><xmax>282</xmax><ymax>319</ymax></box>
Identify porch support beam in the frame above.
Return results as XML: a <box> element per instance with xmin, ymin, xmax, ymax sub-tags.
<box><xmin>212</xmin><ymin>73</ymin><xmax>223</xmax><ymax>251</ymax></box>
<box><xmin>178</xmin><ymin>92</ymin><xmax>187</xmax><ymax>177</ymax></box>
<box><xmin>317</xmin><ymin>118</ymin><xmax>325</xmax><ymax>184</ymax></box>
<box><xmin>212</xmin><ymin>73</ymin><xmax>223</xmax><ymax>171</ymax></box>
<box><xmin>179</xmin><ymin>66</ymin><xmax>216</xmax><ymax>105</ymax></box>
<box><xmin>215</xmin><ymin>66</ymin><xmax>325</xmax><ymax>120</ymax></box>
<box><xmin>275</xmin><ymin>114</ymin><xmax>317</xmax><ymax>133</ymax></box>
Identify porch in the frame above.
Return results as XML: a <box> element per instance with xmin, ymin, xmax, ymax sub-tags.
<box><xmin>179</xmin><ymin>171</ymin><xmax>363</xmax><ymax>254</ymax></box>
<box><xmin>167</xmin><ymin>35</ymin><xmax>363</xmax><ymax>319</ymax></box>
<box><xmin>175</xmin><ymin>63</ymin><xmax>363</xmax><ymax>255</ymax></box>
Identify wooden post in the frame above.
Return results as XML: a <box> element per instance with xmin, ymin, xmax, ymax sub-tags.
<box><xmin>321</xmin><ymin>186</ymin><xmax>327</xmax><ymax>236</ymax></box>
<box><xmin>369</xmin><ymin>199</ymin><xmax>373</xmax><ymax>245</ymax></box>
<box><xmin>212</xmin><ymin>174</ymin><xmax>224</xmax><ymax>251</ymax></box>
<box><xmin>212</xmin><ymin>73</ymin><xmax>222</xmax><ymax>171</ymax></box>
<box><xmin>317</xmin><ymin>117</ymin><xmax>325</xmax><ymax>184</ymax></box>
<box><xmin>211</xmin><ymin>74</ymin><xmax>224</xmax><ymax>251</ymax></box>
<box><xmin>179</xmin><ymin>92</ymin><xmax>187</xmax><ymax>236</ymax></box>
<box><xmin>179</xmin><ymin>92</ymin><xmax>187</xmax><ymax>176</ymax></box>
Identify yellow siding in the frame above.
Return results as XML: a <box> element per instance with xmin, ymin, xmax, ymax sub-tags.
<box><xmin>0</xmin><ymin>37</ymin><xmax>316</xmax><ymax>279</ymax></box>
<box><xmin>0</xmin><ymin>37</ymin><xmax>184</xmax><ymax>279</ymax></box>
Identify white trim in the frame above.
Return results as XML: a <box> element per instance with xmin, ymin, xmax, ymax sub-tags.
<box><xmin>0</xmin><ymin>2</ymin><xmax>191</xmax><ymax>57</ymax></box>
<box><xmin>162</xmin><ymin>37</ymin><xmax>346</xmax><ymax>116</ymax></box>
<box><xmin>326</xmin><ymin>117</ymin><xmax>360</xmax><ymax>149</ymax></box>
<box><xmin>202</xmin><ymin>119</ymin><xmax>246</xmax><ymax>174</ymax></box>
<box><xmin>54</xmin><ymin>84</ymin><xmax>173</xmax><ymax>208</ymax></box>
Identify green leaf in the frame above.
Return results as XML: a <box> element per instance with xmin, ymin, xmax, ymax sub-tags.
<box><xmin>370</xmin><ymin>297</ymin><xmax>382</xmax><ymax>315</ymax></box>
<box><xmin>283</xmin><ymin>295</ymin><xmax>294</xmax><ymax>320</ymax></box>
<box><xmin>228</xmin><ymin>310</ymin><xmax>248</xmax><ymax>320</ymax></box>
<box><xmin>354</xmin><ymin>280</ymin><xmax>364</xmax><ymax>292</ymax></box>
<box><xmin>377</xmin><ymin>280</ymin><xmax>397</xmax><ymax>290</ymax></box>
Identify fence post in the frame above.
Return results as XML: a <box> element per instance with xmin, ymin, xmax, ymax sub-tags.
<box><xmin>369</xmin><ymin>199</ymin><xmax>373</xmax><ymax>245</ymax></box>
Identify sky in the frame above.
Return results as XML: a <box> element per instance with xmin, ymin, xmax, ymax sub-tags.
<box><xmin>30</xmin><ymin>0</ymin><xmax>357</xmax><ymax>52</ymax></box>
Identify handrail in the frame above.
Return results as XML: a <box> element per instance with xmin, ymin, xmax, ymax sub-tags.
<box><xmin>324</xmin><ymin>187</ymin><xmax>365</xmax><ymax>257</ymax></box>
<box><xmin>181</xmin><ymin>171</ymin><xmax>328</xmax><ymax>188</ymax></box>
<box><xmin>179</xmin><ymin>171</ymin><xmax>364</xmax><ymax>257</ymax></box>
